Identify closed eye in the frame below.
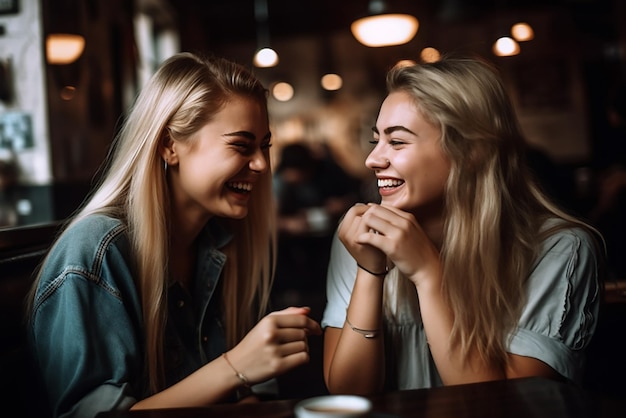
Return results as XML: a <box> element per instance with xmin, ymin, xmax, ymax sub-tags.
<box><xmin>369</xmin><ymin>138</ymin><xmax>405</xmax><ymax>147</ymax></box>
<box><xmin>233</xmin><ymin>142</ymin><xmax>252</xmax><ymax>150</ymax></box>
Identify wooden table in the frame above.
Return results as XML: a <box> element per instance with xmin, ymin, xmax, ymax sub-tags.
<box><xmin>96</xmin><ymin>377</ymin><xmax>625</xmax><ymax>418</ymax></box>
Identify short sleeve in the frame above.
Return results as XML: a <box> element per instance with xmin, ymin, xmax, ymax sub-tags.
<box><xmin>321</xmin><ymin>231</ymin><xmax>358</xmax><ymax>330</ymax></box>
<box><xmin>508</xmin><ymin>227</ymin><xmax>601</xmax><ymax>384</ymax></box>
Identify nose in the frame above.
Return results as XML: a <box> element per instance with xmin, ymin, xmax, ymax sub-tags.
<box><xmin>249</xmin><ymin>148</ymin><xmax>269</xmax><ymax>173</ymax></box>
<box><xmin>365</xmin><ymin>146</ymin><xmax>389</xmax><ymax>170</ymax></box>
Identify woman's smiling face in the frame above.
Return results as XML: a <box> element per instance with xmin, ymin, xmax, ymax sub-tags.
<box><xmin>366</xmin><ymin>90</ymin><xmax>451</xmax><ymax>217</ymax></box>
<box><xmin>169</xmin><ymin>95</ymin><xmax>271</xmax><ymax>225</ymax></box>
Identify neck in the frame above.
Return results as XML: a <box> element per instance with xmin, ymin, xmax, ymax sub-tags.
<box><xmin>419</xmin><ymin>215</ymin><xmax>445</xmax><ymax>250</ymax></box>
<box><xmin>412</xmin><ymin>202</ymin><xmax>445</xmax><ymax>250</ymax></box>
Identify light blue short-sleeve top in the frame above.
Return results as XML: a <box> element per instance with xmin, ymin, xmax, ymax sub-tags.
<box><xmin>321</xmin><ymin>220</ymin><xmax>601</xmax><ymax>389</ymax></box>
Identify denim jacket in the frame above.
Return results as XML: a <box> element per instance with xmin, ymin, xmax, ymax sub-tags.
<box><xmin>29</xmin><ymin>214</ymin><xmax>244</xmax><ymax>418</ymax></box>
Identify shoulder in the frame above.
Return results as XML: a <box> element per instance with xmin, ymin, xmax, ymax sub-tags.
<box><xmin>537</xmin><ymin>219</ymin><xmax>599</xmax><ymax>263</ymax></box>
<box><xmin>67</xmin><ymin>214</ymin><xmax>127</xmax><ymax>239</ymax></box>
<box><xmin>39</xmin><ymin>214</ymin><xmax>132</xmax><ymax>287</ymax></box>
<box><xmin>51</xmin><ymin>214</ymin><xmax>129</xmax><ymax>260</ymax></box>
<box><xmin>529</xmin><ymin>219</ymin><xmax>601</xmax><ymax>306</ymax></box>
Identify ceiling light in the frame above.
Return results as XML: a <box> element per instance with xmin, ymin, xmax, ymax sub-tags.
<box><xmin>511</xmin><ymin>22</ymin><xmax>534</xmax><ymax>42</ymax></box>
<box><xmin>253</xmin><ymin>0</ymin><xmax>279</xmax><ymax>67</ymax></box>
<box><xmin>395</xmin><ymin>59</ymin><xmax>416</xmax><ymax>68</ymax></box>
<box><xmin>321</xmin><ymin>74</ymin><xmax>342</xmax><ymax>91</ymax></box>
<box><xmin>493</xmin><ymin>37</ymin><xmax>520</xmax><ymax>57</ymax></box>
<box><xmin>46</xmin><ymin>34</ymin><xmax>85</xmax><ymax>64</ymax></box>
<box><xmin>420</xmin><ymin>47</ymin><xmax>441</xmax><ymax>63</ymax></box>
<box><xmin>351</xmin><ymin>0</ymin><xmax>418</xmax><ymax>47</ymax></box>
<box><xmin>272</xmin><ymin>82</ymin><xmax>294</xmax><ymax>101</ymax></box>
<box><xmin>253</xmin><ymin>47</ymin><xmax>279</xmax><ymax>68</ymax></box>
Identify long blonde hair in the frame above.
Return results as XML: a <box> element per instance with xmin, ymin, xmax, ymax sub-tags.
<box><xmin>383</xmin><ymin>55</ymin><xmax>603</xmax><ymax>369</ymax></box>
<box><xmin>29</xmin><ymin>52</ymin><xmax>276</xmax><ymax>393</ymax></box>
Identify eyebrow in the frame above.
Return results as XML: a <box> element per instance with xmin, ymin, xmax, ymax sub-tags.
<box><xmin>371</xmin><ymin>125</ymin><xmax>417</xmax><ymax>136</ymax></box>
<box><xmin>224</xmin><ymin>131</ymin><xmax>272</xmax><ymax>141</ymax></box>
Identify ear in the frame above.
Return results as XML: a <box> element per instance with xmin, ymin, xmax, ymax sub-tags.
<box><xmin>159</xmin><ymin>129</ymin><xmax>179</xmax><ymax>166</ymax></box>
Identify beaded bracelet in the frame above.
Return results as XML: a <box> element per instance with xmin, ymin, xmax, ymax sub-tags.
<box><xmin>223</xmin><ymin>352</ymin><xmax>251</xmax><ymax>388</ymax></box>
<box><xmin>357</xmin><ymin>263</ymin><xmax>388</xmax><ymax>277</ymax></box>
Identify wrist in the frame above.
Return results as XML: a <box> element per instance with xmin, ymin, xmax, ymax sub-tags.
<box><xmin>357</xmin><ymin>263</ymin><xmax>388</xmax><ymax>277</ymax></box>
<box><xmin>223</xmin><ymin>352</ymin><xmax>251</xmax><ymax>389</ymax></box>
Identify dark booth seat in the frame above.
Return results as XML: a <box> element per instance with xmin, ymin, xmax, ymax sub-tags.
<box><xmin>0</xmin><ymin>222</ymin><xmax>59</xmax><ymax>417</ymax></box>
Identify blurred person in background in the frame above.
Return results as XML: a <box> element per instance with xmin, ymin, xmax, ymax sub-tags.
<box><xmin>273</xmin><ymin>141</ymin><xmax>360</xmax><ymax>238</ymax></box>
<box><xmin>272</xmin><ymin>141</ymin><xmax>361</xmax><ymax>306</ymax></box>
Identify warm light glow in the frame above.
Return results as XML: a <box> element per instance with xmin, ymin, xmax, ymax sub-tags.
<box><xmin>60</xmin><ymin>86</ymin><xmax>77</xmax><ymax>101</ymax></box>
<box><xmin>321</xmin><ymin>73</ymin><xmax>343</xmax><ymax>91</ymax></box>
<box><xmin>511</xmin><ymin>22</ymin><xmax>534</xmax><ymax>41</ymax></box>
<box><xmin>420</xmin><ymin>47</ymin><xmax>441</xmax><ymax>63</ymax></box>
<box><xmin>493</xmin><ymin>37</ymin><xmax>520</xmax><ymax>56</ymax></box>
<box><xmin>46</xmin><ymin>34</ymin><xmax>85</xmax><ymax>64</ymax></box>
<box><xmin>272</xmin><ymin>82</ymin><xmax>294</xmax><ymax>101</ymax></box>
<box><xmin>395</xmin><ymin>59</ymin><xmax>416</xmax><ymax>68</ymax></box>
<box><xmin>351</xmin><ymin>14</ymin><xmax>418</xmax><ymax>47</ymax></box>
<box><xmin>253</xmin><ymin>47</ymin><xmax>279</xmax><ymax>67</ymax></box>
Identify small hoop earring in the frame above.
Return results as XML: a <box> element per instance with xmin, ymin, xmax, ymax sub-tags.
<box><xmin>164</xmin><ymin>159</ymin><xmax>168</xmax><ymax>171</ymax></box>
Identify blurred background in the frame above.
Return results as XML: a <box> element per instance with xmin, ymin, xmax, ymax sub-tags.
<box><xmin>1</xmin><ymin>0</ymin><xmax>625</xmax><ymax>401</ymax></box>
<box><xmin>0</xmin><ymin>0</ymin><xmax>624</xmax><ymax>268</ymax></box>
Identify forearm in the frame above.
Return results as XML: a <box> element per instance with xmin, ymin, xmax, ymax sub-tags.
<box><xmin>131</xmin><ymin>356</ymin><xmax>242</xmax><ymax>409</ymax></box>
<box><xmin>325</xmin><ymin>272</ymin><xmax>385</xmax><ymax>394</ymax></box>
<box><xmin>417</xmin><ymin>280</ymin><xmax>505</xmax><ymax>385</ymax></box>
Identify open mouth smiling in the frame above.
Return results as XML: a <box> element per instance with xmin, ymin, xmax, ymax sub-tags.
<box><xmin>226</xmin><ymin>181</ymin><xmax>253</xmax><ymax>193</ymax></box>
<box><xmin>378</xmin><ymin>178</ymin><xmax>405</xmax><ymax>189</ymax></box>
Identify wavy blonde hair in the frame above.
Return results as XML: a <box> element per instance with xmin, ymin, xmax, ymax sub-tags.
<box><xmin>29</xmin><ymin>52</ymin><xmax>276</xmax><ymax>393</ymax></box>
<box><xmin>383</xmin><ymin>55</ymin><xmax>602</xmax><ymax>370</ymax></box>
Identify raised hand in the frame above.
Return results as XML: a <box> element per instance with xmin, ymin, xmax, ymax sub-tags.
<box><xmin>225</xmin><ymin>307</ymin><xmax>321</xmax><ymax>385</ymax></box>
<box><xmin>338</xmin><ymin>204</ymin><xmax>388</xmax><ymax>274</ymax></box>
<box><xmin>345</xmin><ymin>203</ymin><xmax>442</xmax><ymax>287</ymax></box>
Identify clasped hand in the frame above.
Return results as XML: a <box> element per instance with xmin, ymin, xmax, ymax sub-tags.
<box><xmin>338</xmin><ymin>203</ymin><xmax>441</xmax><ymax>286</ymax></box>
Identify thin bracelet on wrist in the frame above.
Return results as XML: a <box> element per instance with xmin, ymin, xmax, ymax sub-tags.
<box><xmin>345</xmin><ymin>315</ymin><xmax>379</xmax><ymax>339</ymax></box>
<box><xmin>222</xmin><ymin>352</ymin><xmax>251</xmax><ymax>388</ymax></box>
<box><xmin>357</xmin><ymin>263</ymin><xmax>388</xmax><ymax>277</ymax></box>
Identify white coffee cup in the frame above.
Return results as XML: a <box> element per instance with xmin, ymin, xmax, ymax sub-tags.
<box><xmin>294</xmin><ymin>395</ymin><xmax>372</xmax><ymax>418</ymax></box>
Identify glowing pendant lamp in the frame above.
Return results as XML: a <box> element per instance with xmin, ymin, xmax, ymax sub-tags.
<box><xmin>46</xmin><ymin>34</ymin><xmax>85</xmax><ymax>64</ymax></box>
<box><xmin>253</xmin><ymin>0</ymin><xmax>279</xmax><ymax>67</ymax></box>
<box><xmin>351</xmin><ymin>0</ymin><xmax>419</xmax><ymax>47</ymax></box>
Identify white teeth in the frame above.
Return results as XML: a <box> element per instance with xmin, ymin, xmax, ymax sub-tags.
<box><xmin>378</xmin><ymin>178</ymin><xmax>404</xmax><ymax>188</ymax></box>
<box><xmin>228</xmin><ymin>182</ymin><xmax>252</xmax><ymax>192</ymax></box>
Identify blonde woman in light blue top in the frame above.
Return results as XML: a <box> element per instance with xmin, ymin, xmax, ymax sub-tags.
<box><xmin>322</xmin><ymin>56</ymin><xmax>603</xmax><ymax>394</ymax></box>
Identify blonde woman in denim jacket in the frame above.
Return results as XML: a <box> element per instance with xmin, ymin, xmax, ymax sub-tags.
<box><xmin>27</xmin><ymin>52</ymin><xmax>321</xmax><ymax>418</ymax></box>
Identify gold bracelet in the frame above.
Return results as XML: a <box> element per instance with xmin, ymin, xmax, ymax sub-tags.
<box><xmin>345</xmin><ymin>315</ymin><xmax>379</xmax><ymax>339</ymax></box>
<box><xmin>222</xmin><ymin>352</ymin><xmax>251</xmax><ymax>388</ymax></box>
